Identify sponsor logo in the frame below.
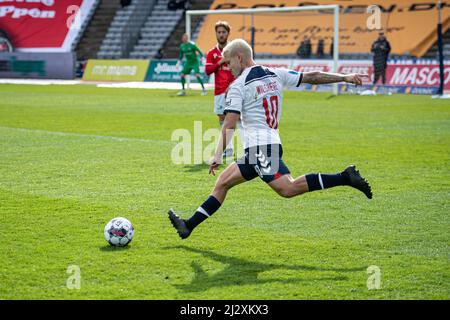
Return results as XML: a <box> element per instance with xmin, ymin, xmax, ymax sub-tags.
<box><xmin>409</xmin><ymin>86</ymin><xmax>439</xmax><ymax>94</ymax></box>
<box><xmin>0</xmin><ymin>6</ymin><xmax>55</xmax><ymax>18</ymax></box>
<box><xmin>84</xmin><ymin>59</ymin><xmax>149</xmax><ymax>81</ymax></box>
<box><xmin>0</xmin><ymin>57</ymin><xmax>46</xmax><ymax>76</ymax></box>
<box><xmin>339</xmin><ymin>65</ymin><xmax>371</xmax><ymax>75</ymax></box>
<box><xmin>389</xmin><ymin>66</ymin><xmax>450</xmax><ymax>87</ymax></box>
<box><xmin>145</xmin><ymin>59</ymin><xmax>209</xmax><ymax>83</ymax></box>
<box><xmin>154</xmin><ymin>62</ymin><xmax>181</xmax><ymax>74</ymax></box>
<box><xmin>293</xmin><ymin>64</ymin><xmax>329</xmax><ymax>73</ymax></box>
<box><xmin>255</xmin><ymin>150</ymin><xmax>271</xmax><ymax>174</ymax></box>
<box><xmin>92</xmin><ymin>65</ymin><xmax>138</xmax><ymax>76</ymax></box>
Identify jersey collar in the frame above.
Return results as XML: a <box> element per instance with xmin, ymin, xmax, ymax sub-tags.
<box><xmin>238</xmin><ymin>64</ymin><xmax>259</xmax><ymax>78</ymax></box>
<box><xmin>216</xmin><ymin>43</ymin><xmax>228</xmax><ymax>52</ymax></box>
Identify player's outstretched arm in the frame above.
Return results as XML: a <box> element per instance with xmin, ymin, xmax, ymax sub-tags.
<box><xmin>302</xmin><ymin>71</ymin><xmax>368</xmax><ymax>85</ymax></box>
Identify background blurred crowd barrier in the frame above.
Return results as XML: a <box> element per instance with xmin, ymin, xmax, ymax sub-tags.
<box><xmin>0</xmin><ymin>52</ymin><xmax>75</xmax><ymax>79</ymax></box>
<box><xmin>82</xmin><ymin>59</ymin><xmax>149</xmax><ymax>81</ymax></box>
<box><xmin>79</xmin><ymin>57</ymin><xmax>449</xmax><ymax>95</ymax></box>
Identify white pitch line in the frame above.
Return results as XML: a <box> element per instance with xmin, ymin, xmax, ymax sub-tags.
<box><xmin>0</xmin><ymin>78</ymin><xmax>214</xmax><ymax>90</ymax></box>
<box><xmin>0</xmin><ymin>79</ymin><xmax>83</xmax><ymax>86</ymax></box>
<box><xmin>0</xmin><ymin>126</ymin><xmax>175</xmax><ymax>145</ymax></box>
<box><xmin>96</xmin><ymin>81</ymin><xmax>213</xmax><ymax>90</ymax></box>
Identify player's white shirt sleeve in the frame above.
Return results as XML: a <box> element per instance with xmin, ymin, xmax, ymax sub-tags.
<box><xmin>224</xmin><ymin>83</ymin><xmax>243</xmax><ymax>114</ymax></box>
<box><xmin>275</xmin><ymin>68</ymin><xmax>303</xmax><ymax>88</ymax></box>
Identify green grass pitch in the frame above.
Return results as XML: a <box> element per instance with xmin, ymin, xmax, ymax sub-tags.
<box><xmin>0</xmin><ymin>84</ymin><xmax>448</xmax><ymax>299</ymax></box>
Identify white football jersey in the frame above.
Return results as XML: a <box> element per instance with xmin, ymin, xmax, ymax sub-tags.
<box><xmin>224</xmin><ymin>65</ymin><xmax>303</xmax><ymax>148</ymax></box>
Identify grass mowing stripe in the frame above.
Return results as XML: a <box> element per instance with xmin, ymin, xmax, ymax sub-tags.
<box><xmin>0</xmin><ymin>126</ymin><xmax>175</xmax><ymax>145</ymax></box>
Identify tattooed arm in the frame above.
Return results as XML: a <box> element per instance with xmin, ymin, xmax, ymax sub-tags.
<box><xmin>302</xmin><ymin>71</ymin><xmax>367</xmax><ymax>85</ymax></box>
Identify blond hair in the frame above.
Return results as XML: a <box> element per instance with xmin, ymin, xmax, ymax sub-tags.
<box><xmin>223</xmin><ymin>38</ymin><xmax>253</xmax><ymax>60</ymax></box>
<box><xmin>215</xmin><ymin>20</ymin><xmax>231</xmax><ymax>33</ymax></box>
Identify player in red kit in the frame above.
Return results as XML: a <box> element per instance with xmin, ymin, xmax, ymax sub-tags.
<box><xmin>205</xmin><ymin>21</ymin><xmax>237</xmax><ymax>158</ymax></box>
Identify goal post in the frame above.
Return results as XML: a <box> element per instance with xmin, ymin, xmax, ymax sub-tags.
<box><xmin>186</xmin><ymin>5</ymin><xmax>340</xmax><ymax>95</ymax></box>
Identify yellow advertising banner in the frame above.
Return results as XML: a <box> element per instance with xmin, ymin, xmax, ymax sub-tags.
<box><xmin>82</xmin><ymin>60</ymin><xmax>150</xmax><ymax>82</ymax></box>
<box><xmin>196</xmin><ymin>0</ymin><xmax>449</xmax><ymax>57</ymax></box>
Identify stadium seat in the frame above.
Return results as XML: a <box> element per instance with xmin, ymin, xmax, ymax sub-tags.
<box><xmin>97</xmin><ymin>0</ymin><xmax>156</xmax><ymax>59</ymax></box>
<box><xmin>129</xmin><ymin>0</ymin><xmax>184</xmax><ymax>59</ymax></box>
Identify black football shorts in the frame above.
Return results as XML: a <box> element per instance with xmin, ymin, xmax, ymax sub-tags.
<box><xmin>236</xmin><ymin>144</ymin><xmax>290</xmax><ymax>184</ymax></box>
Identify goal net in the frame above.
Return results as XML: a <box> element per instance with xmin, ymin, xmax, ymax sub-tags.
<box><xmin>186</xmin><ymin>5</ymin><xmax>340</xmax><ymax>95</ymax></box>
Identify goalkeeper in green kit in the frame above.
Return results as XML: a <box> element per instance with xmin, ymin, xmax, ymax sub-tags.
<box><xmin>177</xmin><ymin>33</ymin><xmax>207</xmax><ymax>96</ymax></box>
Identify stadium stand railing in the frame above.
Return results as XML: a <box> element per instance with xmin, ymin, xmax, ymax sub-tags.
<box><xmin>129</xmin><ymin>0</ymin><xmax>184</xmax><ymax>60</ymax></box>
<box><xmin>97</xmin><ymin>0</ymin><xmax>156</xmax><ymax>59</ymax></box>
<box><xmin>76</xmin><ymin>0</ymin><xmax>122</xmax><ymax>60</ymax></box>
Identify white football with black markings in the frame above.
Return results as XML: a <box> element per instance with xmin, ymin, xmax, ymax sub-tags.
<box><xmin>104</xmin><ymin>217</ymin><xmax>134</xmax><ymax>247</ymax></box>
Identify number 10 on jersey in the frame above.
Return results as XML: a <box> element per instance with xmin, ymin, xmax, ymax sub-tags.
<box><xmin>263</xmin><ymin>95</ymin><xmax>279</xmax><ymax>129</ymax></box>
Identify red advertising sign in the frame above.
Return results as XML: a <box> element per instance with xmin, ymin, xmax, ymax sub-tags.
<box><xmin>338</xmin><ymin>63</ymin><xmax>374</xmax><ymax>83</ymax></box>
<box><xmin>0</xmin><ymin>0</ymin><xmax>96</xmax><ymax>52</ymax></box>
<box><xmin>291</xmin><ymin>60</ymin><xmax>331</xmax><ymax>73</ymax></box>
<box><xmin>387</xmin><ymin>64</ymin><xmax>450</xmax><ymax>89</ymax></box>
<box><xmin>337</xmin><ymin>62</ymin><xmax>450</xmax><ymax>89</ymax></box>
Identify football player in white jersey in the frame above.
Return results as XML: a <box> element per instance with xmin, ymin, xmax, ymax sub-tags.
<box><xmin>169</xmin><ymin>39</ymin><xmax>372</xmax><ymax>239</ymax></box>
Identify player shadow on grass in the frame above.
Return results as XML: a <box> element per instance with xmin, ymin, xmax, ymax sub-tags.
<box><xmin>164</xmin><ymin>245</ymin><xmax>365</xmax><ymax>293</ymax></box>
<box><xmin>182</xmin><ymin>163</ymin><xmax>210</xmax><ymax>173</ymax></box>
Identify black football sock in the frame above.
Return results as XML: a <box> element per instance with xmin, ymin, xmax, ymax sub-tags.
<box><xmin>305</xmin><ymin>172</ymin><xmax>350</xmax><ymax>192</ymax></box>
<box><xmin>185</xmin><ymin>195</ymin><xmax>221</xmax><ymax>230</ymax></box>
